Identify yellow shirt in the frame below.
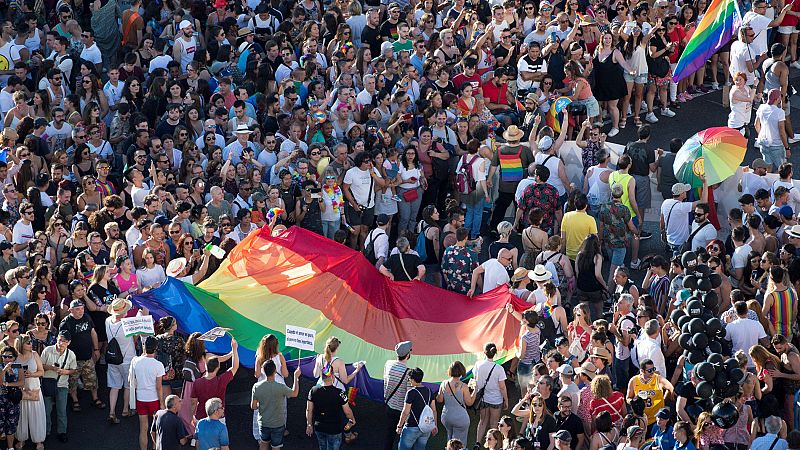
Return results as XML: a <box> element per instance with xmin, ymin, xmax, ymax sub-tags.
<box><xmin>631</xmin><ymin>374</ymin><xmax>665</xmax><ymax>425</ymax></box>
<box><xmin>561</xmin><ymin>210</ymin><xmax>598</xmax><ymax>260</ymax></box>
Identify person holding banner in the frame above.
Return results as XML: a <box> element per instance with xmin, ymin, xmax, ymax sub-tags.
<box><xmin>105</xmin><ymin>297</ymin><xmax>137</xmax><ymax>424</ymax></box>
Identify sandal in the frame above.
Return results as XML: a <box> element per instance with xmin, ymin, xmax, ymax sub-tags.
<box><xmin>633</xmin><ymin>118</ymin><xmax>642</xmax><ymax>127</ymax></box>
<box><xmin>72</xmin><ymin>402</ymin><xmax>81</xmax><ymax>412</ymax></box>
<box><xmin>93</xmin><ymin>399</ymin><xmax>106</xmax><ymax>409</ymax></box>
<box><xmin>108</xmin><ymin>415</ymin><xmax>120</xmax><ymax>425</ymax></box>
<box><xmin>121</xmin><ymin>410</ymin><xmax>135</xmax><ymax>418</ymax></box>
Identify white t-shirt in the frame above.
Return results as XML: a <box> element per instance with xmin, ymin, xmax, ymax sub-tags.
<box><xmin>473</xmin><ymin>359</ymin><xmax>507</xmax><ymax>405</ymax></box>
<box><xmin>730</xmin><ymin>40</ymin><xmax>756</xmax><ymax>85</ymax></box>
<box><xmin>343</xmin><ymin>167</ymin><xmax>380</xmax><ymax>208</ymax></box>
<box><xmin>517</xmin><ymin>55</ymin><xmax>548</xmax><ymax>91</ymax></box>
<box><xmin>130</xmin><ymin>355</ymin><xmax>165</xmax><ymax>402</ymax></box>
<box><xmin>398</xmin><ymin>165</ymin><xmax>423</xmax><ymax>189</ymax></box>
<box><xmin>12</xmin><ymin>220</ymin><xmax>33</xmax><ymax>263</ymax></box>
<box><xmin>80</xmin><ymin>43</ymin><xmax>102</xmax><ymax>66</ymax></box>
<box><xmin>756</xmin><ymin>104</ymin><xmax>786</xmax><ymax>147</ymax></box>
<box><xmin>365</xmin><ymin>228</ymin><xmax>388</xmax><ymax>261</ymax></box>
<box><xmin>105</xmin><ymin>318</ymin><xmax>136</xmax><ymax>363</ymax></box>
<box><xmin>741</xmin><ymin>170</ymin><xmax>770</xmax><ymax>196</ymax></box>
<box><xmin>481</xmin><ymin>258</ymin><xmax>510</xmax><ymax>293</ymax></box>
<box><xmin>690</xmin><ymin>221</ymin><xmax>718</xmax><ymax>253</ymax></box>
<box><xmin>0</xmin><ymin>90</ymin><xmax>13</xmax><ymax>115</ymax></box>
<box><xmin>724</xmin><ymin>317</ymin><xmax>767</xmax><ymax>367</ymax></box>
<box><xmin>131</xmin><ymin>185</ymin><xmax>151</xmax><ymax>208</ymax></box>
<box><xmin>742</xmin><ymin>11</ymin><xmax>772</xmax><ymax>57</ymax></box>
<box><xmin>660</xmin><ymin>199</ymin><xmax>693</xmax><ymax>246</ymax></box>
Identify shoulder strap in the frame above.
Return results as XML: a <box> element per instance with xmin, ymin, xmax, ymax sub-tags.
<box><xmin>385</xmin><ymin>367</ymin><xmax>409</xmax><ymax>403</ymax></box>
<box><xmin>398</xmin><ymin>253</ymin><xmax>413</xmax><ymax>281</ymax></box>
<box><xmin>446</xmin><ymin>381</ymin><xmax>466</xmax><ymax>408</ymax></box>
<box><xmin>542</xmin><ymin>154</ymin><xmax>555</xmax><ymax>167</ymax></box>
<box><xmin>122</xmin><ymin>11</ymin><xmax>140</xmax><ymax>45</ymax></box>
<box><xmin>483</xmin><ymin>363</ymin><xmax>496</xmax><ymax>386</ymax></box>
<box><xmin>665</xmin><ymin>200</ymin><xmax>678</xmax><ymax>229</ymax></box>
<box><xmin>687</xmin><ymin>221</ymin><xmax>713</xmax><ymax>243</ymax></box>
<box><xmin>768</xmin><ymin>436</ymin><xmax>781</xmax><ymax>450</ymax></box>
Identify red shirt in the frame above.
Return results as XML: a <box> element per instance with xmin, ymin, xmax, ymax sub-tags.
<box><xmin>452</xmin><ymin>72</ymin><xmax>481</xmax><ymax>91</ymax></box>
<box><xmin>667</xmin><ymin>25</ymin><xmax>687</xmax><ymax>64</ymax></box>
<box><xmin>191</xmin><ymin>369</ymin><xmax>234</xmax><ymax>419</ymax></box>
<box><xmin>482</xmin><ymin>80</ymin><xmax>509</xmax><ymax>108</ymax></box>
<box><xmin>589</xmin><ymin>391</ymin><xmax>625</xmax><ymax>424</ymax></box>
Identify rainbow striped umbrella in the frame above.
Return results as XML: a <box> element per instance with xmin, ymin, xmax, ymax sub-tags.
<box><xmin>673</xmin><ymin>127</ymin><xmax>746</xmax><ymax>188</ymax></box>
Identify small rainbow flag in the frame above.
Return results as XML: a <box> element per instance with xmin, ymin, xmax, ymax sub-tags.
<box><xmin>672</xmin><ymin>0</ymin><xmax>740</xmax><ymax>82</ymax></box>
<box><xmin>546</xmin><ymin>96</ymin><xmax>572</xmax><ymax>133</ymax></box>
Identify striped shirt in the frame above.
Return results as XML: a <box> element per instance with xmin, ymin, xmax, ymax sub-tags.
<box><xmin>383</xmin><ymin>360</ymin><xmax>410</xmax><ymax>411</ymax></box>
<box><xmin>648</xmin><ymin>274</ymin><xmax>671</xmax><ymax>315</ymax></box>
<box><xmin>767</xmin><ymin>288</ymin><xmax>798</xmax><ymax>338</ymax></box>
<box><xmin>520</xmin><ymin>329</ymin><xmax>541</xmax><ymax>364</ymax></box>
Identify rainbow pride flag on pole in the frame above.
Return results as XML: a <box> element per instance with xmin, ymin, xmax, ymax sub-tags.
<box><xmin>546</xmin><ymin>96</ymin><xmax>572</xmax><ymax>133</ymax></box>
<box><xmin>132</xmin><ymin>227</ymin><xmax>529</xmax><ymax>401</ymax></box>
<box><xmin>672</xmin><ymin>0</ymin><xmax>740</xmax><ymax>82</ymax></box>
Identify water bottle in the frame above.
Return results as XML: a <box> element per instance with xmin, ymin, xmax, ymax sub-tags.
<box><xmin>205</xmin><ymin>243</ymin><xmax>226</xmax><ymax>259</ymax></box>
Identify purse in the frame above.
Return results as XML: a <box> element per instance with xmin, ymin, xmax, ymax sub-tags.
<box><xmin>42</xmin><ymin>349</ymin><xmax>68</xmax><ymax>398</ymax></box>
<box><xmin>402</xmin><ymin>188</ymin><xmax>419</xmax><ymax>202</ymax></box>
<box><xmin>22</xmin><ymin>388</ymin><xmax>41</xmax><ymax>401</ymax></box>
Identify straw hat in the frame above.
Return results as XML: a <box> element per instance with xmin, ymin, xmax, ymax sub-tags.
<box><xmin>511</xmin><ymin>267</ymin><xmax>530</xmax><ymax>283</ymax></box>
<box><xmin>502</xmin><ymin>125</ymin><xmax>524</xmax><ymax>142</ymax></box>
<box><xmin>166</xmin><ymin>257</ymin><xmax>188</xmax><ymax>277</ymax></box>
<box><xmin>107</xmin><ymin>297</ymin><xmax>132</xmax><ymax>316</ymax></box>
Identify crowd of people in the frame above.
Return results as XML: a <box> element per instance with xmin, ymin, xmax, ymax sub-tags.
<box><xmin>0</xmin><ymin>0</ymin><xmax>795</xmax><ymax>446</ymax></box>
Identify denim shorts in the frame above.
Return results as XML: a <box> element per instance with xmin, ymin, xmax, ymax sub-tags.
<box><xmin>760</xmin><ymin>144</ymin><xmax>786</xmax><ymax>169</ymax></box>
<box><xmin>260</xmin><ymin>425</ymin><xmax>286</xmax><ymax>447</ymax></box>
<box><xmin>609</xmin><ymin>247</ymin><xmax>626</xmax><ymax>266</ymax></box>
<box><xmin>624</xmin><ymin>72</ymin><xmax>648</xmax><ymax>84</ymax></box>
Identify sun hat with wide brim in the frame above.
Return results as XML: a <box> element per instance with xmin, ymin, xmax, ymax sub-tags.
<box><xmin>502</xmin><ymin>125</ymin><xmax>524</xmax><ymax>142</ymax></box>
<box><xmin>511</xmin><ymin>267</ymin><xmax>530</xmax><ymax>283</ymax></box>
<box><xmin>166</xmin><ymin>257</ymin><xmax>188</xmax><ymax>277</ymax></box>
<box><xmin>530</xmin><ymin>264</ymin><xmax>552</xmax><ymax>282</ymax></box>
<box><xmin>107</xmin><ymin>297</ymin><xmax>132</xmax><ymax>316</ymax></box>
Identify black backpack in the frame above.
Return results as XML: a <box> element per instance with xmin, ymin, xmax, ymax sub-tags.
<box><xmin>363</xmin><ymin>229</ymin><xmax>382</xmax><ymax>265</ymax></box>
<box><xmin>105</xmin><ymin>337</ymin><xmax>124</xmax><ymax>365</ymax></box>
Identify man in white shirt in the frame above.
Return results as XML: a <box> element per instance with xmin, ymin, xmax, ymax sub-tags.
<box><xmin>740</xmin><ymin>158</ymin><xmax>770</xmax><ymax>195</ymax></box>
<box><xmin>743</xmin><ymin>0</ymin><xmax>791</xmax><ymax>60</ymax></box>
<box><xmin>660</xmin><ymin>180</ymin><xmax>708</xmax><ymax>255</ymax></box>
<box><xmin>356</xmin><ymin>74</ymin><xmax>377</xmax><ymax>108</ymax></box>
<box><xmin>79</xmin><ymin>29</ymin><xmax>103</xmax><ymax>74</ymax></box>
<box><xmin>633</xmin><ymin>319</ymin><xmax>667</xmax><ymax>377</ymax></box>
<box><xmin>725</xmin><ymin>301</ymin><xmax>768</xmax><ymax>368</ymax></box>
<box><xmin>517</xmin><ymin>42</ymin><xmax>548</xmax><ymax>92</ymax></box>
<box><xmin>689</xmin><ymin>203</ymin><xmax>718</xmax><ymax>253</ymax></box>
<box><xmin>756</xmin><ymin>89</ymin><xmax>790</xmax><ymax>171</ymax></box>
<box><xmin>343</xmin><ymin>152</ymin><xmax>385</xmax><ymax>249</ymax></box>
<box><xmin>129</xmin><ymin>336</ymin><xmax>165</xmax><ymax>450</ymax></box>
<box><xmin>731</xmin><ymin>226</ymin><xmax>753</xmax><ymax>288</ymax></box>
<box><xmin>468</xmin><ymin>248</ymin><xmax>513</xmax><ymax>296</ymax></box>
<box><xmin>730</xmin><ymin>27</ymin><xmax>760</xmax><ymax>87</ymax></box>
<box><xmin>0</xmin><ymin>76</ymin><xmax>21</xmax><ymax>116</ymax></box>
<box><xmin>556</xmin><ymin>364</ymin><xmax>580</xmax><ymax>414</ymax></box>
<box><xmin>223</xmin><ymin>124</ymin><xmax>256</xmax><ymax>164</ymax></box>
<box><xmin>12</xmin><ymin>201</ymin><xmax>34</xmax><ymax>263</ymax></box>
<box><xmin>46</xmin><ymin>108</ymin><xmax>73</xmax><ymax>153</ymax></box>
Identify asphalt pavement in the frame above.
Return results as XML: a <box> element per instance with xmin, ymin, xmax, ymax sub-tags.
<box><xmin>50</xmin><ymin>85</ymin><xmax>800</xmax><ymax>450</ymax></box>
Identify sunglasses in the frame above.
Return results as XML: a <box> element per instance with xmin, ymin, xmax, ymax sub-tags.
<box><xmin>644</xmin><ymin>367</ymin><xmax>656</xmax><ymax>374</ymax></box>
<box><xmin>35</xmin><ymin>321</ymin><xmax>47</xmax><ymax>326</ymax></box>
<box><xmin>1</xmin><ymin>354</ymin><xmax>13</xmax><ymax>359</ymax></box>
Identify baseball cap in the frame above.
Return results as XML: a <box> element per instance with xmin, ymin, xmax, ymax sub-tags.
<box><xmin>395</xmin><ymin>341</ymin><xmax>412</xmax><ymax>358</ymax></box>
<box><xmin>69</xmin><ymin>299</ymin><xmax>84</xmax><ymax>308</ymax></box>
<box><xmin>751</xmin><ymin>158</ymin><xmax>769</xmax><ymax>169</ymax></box>
<box><xmin>672</xmin><ymin>183</ymin><xmax>691</xmax><ymax>195</ymax></box>
<box><xmin>554</xmin><ymin>430</ymin><xmax>572</xmax><ymax>442</ymax></box>
<box><xmin>779</xmin><ymin>204</ymin><xmax>794</xmax><ymax>220</ymax></box>
<box><xmin>655</xmin><ymin>407</ymin><xmax>672</xmax><ymax>420</ymax></box>
<box><xmin>179</xmin><ymin>20</ymin><xmax>192</xmax><ymax>30</ymax></box>
<box><xmin>557</xmin><ymin>364</ymin><xmax>574</xmax><ymax>376</ymax></box>
<box><xmin>537</xmin><ymin>135</ymin><xmax>553</xmax><ymax>151</ymax></box>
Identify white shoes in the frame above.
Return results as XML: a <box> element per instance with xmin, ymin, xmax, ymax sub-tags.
<box><xmin>661</xmin><ymin>108</ymin><xmax>676</xmax><ymax>117</ymax></box>
<box><xmin>711</xmin><ymin>82</ymin><xmax>720</xmax><ymax>90</ymax></box>
<box><xmin>608</xmin><ymin>128</ymin><xmax>619</xmax><ymax>137</ymax></box>
<box><xmin>645</xmin><ymin>112</ymin><xmax>659</xmax><ymax>123</ymax></box>
<box><xmin>792</xmin><ymin>61</ymin><xmax>800</xmax><ymax>69</ymax></box>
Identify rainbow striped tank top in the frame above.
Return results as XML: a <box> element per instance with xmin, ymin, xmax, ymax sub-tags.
<box><xmin>769</xmin><ymin>288</ymin><xmax>797</xmax><ymax>338</ymax></box>
<box><xmin>498</xmin><ymin>145</ymin><xmax>524</xmax><ymax>183</ymax></box>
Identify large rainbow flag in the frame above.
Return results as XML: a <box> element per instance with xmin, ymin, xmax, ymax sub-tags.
<box><xmin>672</xmin><ymin>0</ymin><xmax>740</xmax><ymax>82</ymax></box>
<box><xmin>132</xmin><ymin>227</ymin><xmax>529</xmax><ymax>401</ymax></box>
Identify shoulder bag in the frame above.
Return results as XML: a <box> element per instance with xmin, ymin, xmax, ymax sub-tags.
<box><xmin>679</xmin><ymin>221</ymin><xmax>713</xmax><ymax>254</ymax></box>
<box><xmin>398</xmin><ymin>253</ymin><xmax>413</xmax><ymax>281</ymax></box>
<box><xmin>42</xmin><ymin>350</ymin><xmax>69</xmax><ymax>398</ymax></box>
<box><xmin>470</xmin><ymin>363</ymin><xmax>496</xmax><ymax>411</ymax></box>
<box><xmin>384</xmin><ymin>367</ymin><xmax>409</xmax><ymax>405</ymax></box>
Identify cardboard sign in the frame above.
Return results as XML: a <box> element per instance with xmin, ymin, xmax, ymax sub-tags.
<box><xmin>121</xmin><ymin>316</ymin><xmax>155</xmax><ymax>337</ymax></box>
<box><xmin>285</xmin><ymin>325</ymin><xmax>315</xmax><ymax>351</ymax></box>
<box><xmin>198</xmin><ymin>327</ymin><xmax>231</xmax><ymax>342</ymax></box>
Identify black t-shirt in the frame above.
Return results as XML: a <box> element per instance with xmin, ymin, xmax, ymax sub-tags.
<box><xmin>87</xmin><ymin>282</ymin><xmax>121</xmax><ymax>309</ymax></box>
<box><xmin>526</xmin><ymin>414</ymin><xmax>557</xmax><ymax>450</ymax></box>
<box><xmin>361</xmin><ymin>25</ymin><xmax>382</xmax><ymax>56</ymax></box>
<box><xmin>624</xmin><ymin>141</ymin><xmax>655</xmax><ymax>177</ymax></box>
<box><xmin>308</xmin><ymin>385</ymin><xmax>348</xmax><ymax>434</ymax></box>
<box><xmin>554</xmin><ymin>412</ymin><xmax>585</xmax><ymax>450</ymax></box>
<box><xmin>151</xmin><ymin>409</ymin><xmax>188</xmax><ymax>450</ymax></box>
<box><xmin>385</xmin><ymin>253</ymin><xmax>421</xmax><ymax>281</ymax></box>
<box><xmin>59</xmin><ymin>313</ymin><xmax>95</xmax><ymax>360</ymax></box>
<box><xmin>403</xmin><ymin>386</ymin><xmax>432</xmax><ymax>428</ymax></box>
<box><xmin>379</xmin><ymin>20</ymin><xmax>399</xmax><ymax>41</ymax></box>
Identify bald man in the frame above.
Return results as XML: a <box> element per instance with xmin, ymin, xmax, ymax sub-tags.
<box><xmin>468</xmin><ymin>248</ymin><xmax>513</xmax><ymax>297</ymax></box>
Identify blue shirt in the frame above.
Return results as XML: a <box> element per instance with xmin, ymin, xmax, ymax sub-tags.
<box><xmin>751</xmin><ymin>434</ymin><xmax>789</xmax><ymax>450</ymax></box>
<box><xmin>651</xmin><ymin>424</ymin><xmax>675</xmax><ymax>450</ymax></box>
<box><xmin>195</xmin><ymin>418</ymin><xmax>229</xmax><ymax>450</ymax></box>
<box><xmin>673</xmin><ymin>441</ymin><xmax>697</xmax><ymax>450</ymax></box>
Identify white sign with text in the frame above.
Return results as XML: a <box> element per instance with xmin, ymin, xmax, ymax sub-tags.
<box><xmin>121</xmin><ymin>316</ymin><xmax>155</xmax><ymax>337</ymax></box>
<box><xmin>285</xmin><ymin>325</ymin><xmax>316</xmax><ymax>351</ymax></box>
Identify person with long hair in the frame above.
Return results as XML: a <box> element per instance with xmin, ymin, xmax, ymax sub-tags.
<box><xmin>498</xmin><ymin>415</ymin><xmax>517</xmax><ymax>449</ymax></box>
<box><xmin>593</xmin><ymin>31</ymin><xmax>633</xmax><ymax>136</ymax></box>
<box><xmin>0</xmin><ymin>345</ymin><xmax>25</xmax><ymax>450</ymax></box>
<box><xmin>483</xmin><ymin>428</ymin><xmax>503</xmax><ymax>450</ymax></box>
<box><xmin>3</xmin><ymin>91</ymin><xmax>32</xmax><ymax>129</ymax></box>
<box><xmin>589</xmin><ymin>411</ymin><xmax>619</xmax><ymax>450</ymax></box>
<box><xmin>27</xmin><ymin>313</ymin><xmax>55</xmax><ymax>356</ymax></box>
<box><xmin>136</xmin><ymin>248</ymin><xmax>166</xmax><ymax>291</ymax></box>
<box><xmin>512</xmin><ymin>392</ymin><xmax>557</xmax><ymax>448</ymax></box>
<box><xmin>397</xmin><ymin>145</ymin><xmax>426</xmax><ymax>233</ymax></box>
<box><xmin>751</xmin><ymin>344</ymin><xmax>782</xmax><ymax>397</ymax></box>
<box><xmin>13</xmin><ymin>334</ymin><xmax>45</xmax><ymax>450</ymax></box>
<box><xmin>179</xmin><ymin>331</ymin><xmax>233</xmax><ymax>436</ymax></box>
<box><xmin>620</xmin><ymin>22</ymin><xmax>655</xmax><ymax>128</ymax></box>
<box><xmin>312</xmin><ymin>336</ymin><xmax>364</xmax><ymax>391</ymax></box>
<box><xmin>694</xmin><ymin>411</ymin><xmax>724</xmax><ymax>449</ymax></box>
<box><xmin>154</xmin><ymin>316</ymin><xmax>185</xmax><ymax>401</ymax></box>
<box><xmin>474</xmin><ymin>342</ymin><xmax>508</xmax><ymax>444</ymax></box>
<box><xmin>436</xmin><ymin>361</ymin><xmax>474</xmax><ymax>445</ymax></box>
<box><xmin>120</xmin><ymin>76</ymin><xmax>143</xmax><ymax>111</ymax></box>
<box><xmin>250</xmin><ymin>334</ymin><xmax>290</xmax><ymax>442</ymax></box>
<box><xmin>575</xmin><ymin>234</ymin><xmax>607</xmax><ymax>321</ymax></box>
<box><xmin>86</xmin><ymin>265</ymin><xmax>118</xmax><ymax>354</ymax></box>
<box><xmin>419</xmin><ymin>204</ymin><xmax>443</xmax><ymax>286</ymax></box>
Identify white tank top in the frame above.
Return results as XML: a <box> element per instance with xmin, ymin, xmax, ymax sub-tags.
<box><xmin>587</xmin><ymin>166</ymin><xmax>612</xmax><ymax>206</ymax></box>
<box><xmin>176</xmin><ymin>35</ymin><xmax>197</xmax><ymax>73</ymax></box>
<box><xmin>534</xmin><ymin>152</ymin><xmax>566</xmax><ymax>196</ymax></box>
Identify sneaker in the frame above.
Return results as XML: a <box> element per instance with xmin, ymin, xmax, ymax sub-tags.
<box><xmin>661</xmin><ymin>108</ymin><xmax>676</xmax><ymax>117</ymax></box>
<box><xmin>790</xmin><ymin>134</ymin><xmax>800</xmax><ymax>144</ymax></box>
<box><xmin>711</xmin><ymin>82</ymin><xmax>720</xmax><ymax>90</ymax></box>
<box><xmin>683</xmin><ymin>91</ymin><xmax>694</xmax><ymax>101</ymax></box>
<box><xmin>792</xmin><ymin>61</ymin><xmax>800</xmax><ymax>69</ymax></box>
<box><xmin>640</xmin><ymin>230</ymin><xmax>653</xmax><ymax>240</ymax></box>
<box><xmin>641</xmin><ymin>100</ymin><xmax>648</xmax><ymax>110</ymax></box>
<box><xmin>645</xmin><ymin>112</ymin><xmax>659</xmax><ymax>123</ymax></box>
<box><xmin>630</xmin><ymin>259</ymin><xmax>642</xmax><ymax>270</ymax></box>
<box><xmin>608</xmin><ymin>127</ymin><xmax>619</xmax><ymax>137</ymax></box>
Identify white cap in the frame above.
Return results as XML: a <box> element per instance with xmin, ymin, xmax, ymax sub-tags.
<box><xmin>179</xmin><ymin>20</ymin><xmax>192</xmax><ymax>30</ymax></box>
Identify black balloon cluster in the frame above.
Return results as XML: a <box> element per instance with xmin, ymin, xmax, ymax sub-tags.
<box><xmin>669</xmin><ymin>251</ymin><xmax>743</xmax><ymax>429</ymax></box>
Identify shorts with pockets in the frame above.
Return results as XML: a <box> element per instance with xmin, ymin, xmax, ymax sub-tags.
<box><xmin>623</xmin><ymin>72</ymin><xmax>648</xmax><ymax>84</ymax></box>
<box><xmin>260</xmin><ymin>425</ymin><xmax>286</xmax><ymax>448</ymax></box>
<box><xmin>344</xmin><ymin>203</ymin><xmax>375</xmax><ymax>227</ymax></box>
<box><xmin>68</xmin><ymin>359</ymin><xmax>97</xmax><ymax>391</ymax></box>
